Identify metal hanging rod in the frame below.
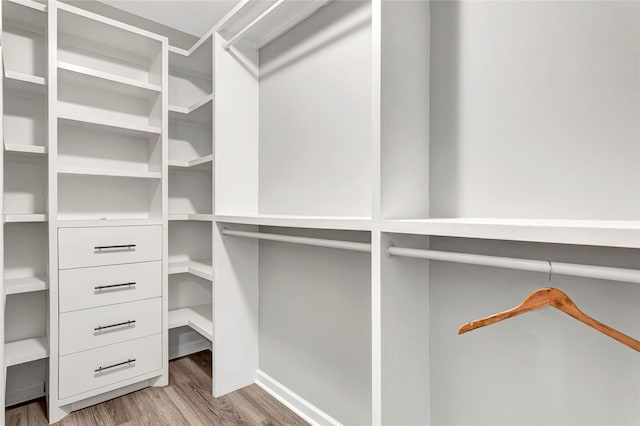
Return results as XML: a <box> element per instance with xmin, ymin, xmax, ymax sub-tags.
<box><xmin>222</xmin><ymin>229</ymin><xmax>371</xmax><ymax>253</ymax></box>
<box><xmin>223</xmin><ymin>0</ymin><xmax>287</xmax><ymax>50</ymax></box>
<box><xmin>388</xmin><ymin>246</ymin><xmax>640</xmax><ymax>284</ymax></box>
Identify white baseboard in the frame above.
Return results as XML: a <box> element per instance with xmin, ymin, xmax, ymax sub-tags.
<box><xmin>6</xmin><ymin>381</ymin><xmax>45</xmax><ymax>407</ymax></box>
<box><xmin>256</xmin><ymin>370</ymin><xmax>341</xmax><ymax>426</ymax></box>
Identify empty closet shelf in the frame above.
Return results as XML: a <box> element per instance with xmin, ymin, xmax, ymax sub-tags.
<box><xmin>168</xmin><ymin>259</ymin><xmax>213</xmax><ymax>281</ymax></box>
<box><xmin>58</xmin><ymin>61</ymin><xmax>161</xmax><ymax>93</ymax></box>
<box><xmin>5</xmin><ymin>337</ymin><xmax>48</xmax><ymax>367</ymax></box>
<box><xmin>6</xmin><ymin>0</ymin><xmax>47</xmax><ymax>12</ymax></box>
<box><xmin>216</xmin><ymin>214</ymin><xmax>373</xmax><ymax>231</ymax></box>
<box><xmin>169</xmin><ymin>93</ymin><xmax>213</xmax><ymax>114</ymax></box>
<box><xmin>168</xmin><ymin>214</ymin><xmax>213</xmax><ymax>221</ymax></box>
<box><xmin>5</xmin><ymin>275</ymin><xmax>48</xmax><ymax>296</ymax></box>
<box><xmin>168</xmin><ymin>155</ymin><xmax>213</xmax><ymax>168</ymax></box>
<box><xmin>381</xmin><ymin>218</ymin><xmax>640</xmax><ymax>249</ymax></box>
<box><xmin>4</xmin><ymin>144</ymin><xmax>47</xmax><ymax>155</ymax></box>
<box><xmin>168</xmin><ymin>304</ymin><xmax>213</xmax><ymax>342</ymax></box>
<box><xmin>4</xmin><ymin>70</ymin><xmax>47</xmax><ymax>94</ymax></box>
<box><xmin>58</xmin><ymin>166</ymin><xmax>161</xmax><ymax>179</ymax></box>
<box><xmin>58</xmin><ymin>111</ymin><xmax>162</xmax><ymax>137</ymax></box>
<box><xmin>4</xmin><ymin>214</ymin><xmax>47</xmax><ymax>223</ymax></box>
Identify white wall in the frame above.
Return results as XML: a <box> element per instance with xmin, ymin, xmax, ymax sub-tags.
<box><xmin>258</xmin><ymin>227</ymin><xmax>372</xmax><ymax>425</ymax></box>
<box><xmin>429</xmin><ymin>1</ymin><xmax>640</xmax><ymax>219</ymax></box>
<box><xmin>258</xmin><ymin>1</ymin><xmax>372</xmax><ymax>217</ymax></box>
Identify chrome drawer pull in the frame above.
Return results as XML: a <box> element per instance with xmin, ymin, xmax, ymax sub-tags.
<box><xmin>94</xmin><ymin>282</ymin><xmax>136</xmax><ymax>291</ymax></box>
<box><xmin>95</xmin><ymin>358</ymin><xmax>136</xmax><ymax>373</ymax></box>
<box><xmin>94</xmin><ymin>244</ymin><xmax>136</xmax><ymax>250</ymax></box>
<box><xmin>94</xmin><ymin>320</ymin><xmax>136</xmax><ymax>331</ymax></box>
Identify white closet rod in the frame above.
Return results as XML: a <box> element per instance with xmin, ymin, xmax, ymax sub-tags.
<box><xmin>221</xmin><ymin>229</ymin><xmax>371</xmax><ymax>252</ymax></box>
<box><xmin>388</xmin><ymin>246</ymin><xmax>640</xmax><ymax>284</ymax></box>
<box><xmin>223</xmin><ymin>0</ymin><xmax>287</xmax><ymax>50</ymax></box>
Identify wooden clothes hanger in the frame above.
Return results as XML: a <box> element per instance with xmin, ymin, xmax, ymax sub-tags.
<box><xmin>458</xmin><ymin>288</ymin><xmax>640</xmax><ymax>352</ymax></box>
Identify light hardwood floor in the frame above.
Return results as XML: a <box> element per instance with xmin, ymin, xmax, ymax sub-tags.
<box><xmin>6</xmin><ymin>352</ymin><xmax>308</xmax><ymax>425</ymax></box>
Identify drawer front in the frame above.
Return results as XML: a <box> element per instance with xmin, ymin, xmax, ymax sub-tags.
<box><xmin>58</xmin><ymin>225</ymin><xmax>162</xmax><ymax>269</ymax></box>
<box><xmin>59</xmin><ymin>333</ymin><xmax>162</xmax><ymax>400</ymax></box>
<box><xmin>59</xmin><ymin>298</ymin><xmax>161</xmax><ymax>356</ymax></box>
<box><xmin>59</xmin><ymin>261</ymin><xmax>162</xmax><ymax>312</ymax></box>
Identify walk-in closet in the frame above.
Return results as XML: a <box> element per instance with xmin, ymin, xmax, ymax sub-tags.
<box><xmin>1</xmin><ymin>0</ymin><xmax>639</xmax><ymax>425</ymax></box>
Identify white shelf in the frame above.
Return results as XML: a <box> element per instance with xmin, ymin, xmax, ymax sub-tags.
<box><xmin>168</xmin><ymin>304</ymin><xmax>213</xmax><ymax>342</ymax></box>
<box><xmin>4</xmin><ymin>144</ymin><xmax>47</xmax><ymax>155</ymax></box>
<box><xmin>5</xmin><ymin>337</ymin><xmax>48</xmax><ymax>367</ymax></box>
<box><xmin>169</xmin><ymin>214</ymin><xmax>213</xmax><ymax>222</ymax></box>
<box><xmin>168</xmin><ymin>154</ymin><xmax>213</xmax><ymax>169</ymax></box>
<box><xmin>6</xmin><ymin>0</ymin><xmax>46</xmax><ymax>12</ymax></box>
<box><xmin>4</xmin><ymin>214</ymin><xmax>47</xmax><ymax>223</ymax></box>
<box><xmin>382</xmin><ymin>218</ymin><xmax>640</xmax><ymax>249</ymax></box>
<box><xmin>5</xmin><ymin>275</ymin><xmax>48</xmax><ymax>296</ymax></box>
<box><xmin>215</xmin><ymin>214</ymin><xmax>373</xmax><ymax>231</ymax></box>
<box><xmin>58</xmin><ymin>111</ymin><xmax>162</xmax><ymax>138</ymax></box>
<box><xmin>58</xmin><ymin>61</ymin><xmax>161</xmax><ymax>93</ymax></box>
<box><xmin>219</xmin><ymin>0</ymin><xmax>331</xmax><ymax>49</ymax></box>
<box><xmin>168</xmin><ymin>259</ymin><xmax>213</xmax><ymax>281</ymax></box>
<box><xmin>4</xmin><ymin>70</ymin><xmax>46</xmax><ymax>88</ymax></box>
<box><xmin>169</xmin><ymin>93</ymin><xmax>213</xmax><ymax>115</ymax></box>
<box><xmin>58</xmin><ymin>166</ymin><xmax>161</xmax><ymax>180</ymax></box>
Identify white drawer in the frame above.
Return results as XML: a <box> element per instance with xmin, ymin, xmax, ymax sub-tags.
<box><xmin>58</xmin><ymin>225</ymin><xmax>162</xmax><ymax>269</ymax></box>
<box><xmin>59</xmin><ymin>298</ymin><xmax>161</xmax><ymax>356</ymax></box>
<box><xmin>59</xmin><ymin>262</ymin><xmax>162</xmax><ymax>312</ymax></box>
<box><xmin>59</xmin><ymin>333</ymin><xmax>162</xmax><ymax>400</ymax></box>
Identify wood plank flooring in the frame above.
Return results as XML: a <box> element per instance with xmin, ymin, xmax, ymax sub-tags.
<box><xmin>6</xmin><ymin>351</ymin><xmax>308</xmax><ymax>426</ymax></box>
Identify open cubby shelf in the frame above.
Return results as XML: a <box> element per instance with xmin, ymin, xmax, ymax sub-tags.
<box><xmin>57</xmin><ymin>166</ymin><xmax>161</xmax><ymax>180</ymax></box>
<box><xmin>58</xmin><ymin>112</ymin><xmax>161</xmax><ymax>137</ymax></box>
<box><xmin>168</xmin><ymin>154</ymin><xmax>213</xmax><ymax>169</ymax></box>
<box><xmin>169</xmin><ymin>168</ymin><xmax>212</xmax><ymax>217</ymax></box>
<box><xmin>58</xmin><ymin>174</ymin><xmax>162</xmax><ymax>221</ymax></box>
<box><xmin>58</xmin><ymin>61</ymin><xmax>161</xmax><ymax>93</ymax></box>
<box><xmin>4</xmin><ymin>275</ymin><xmax>48</xmax><ymax>296</ymax></box>
<box><xmin>3</xmin><ymin>0</ymin><xmax>46</xmax><ymax>81</ymax></box>
<box><xmin>4</xmin><ymin>144</ymin><xmax>47</xmax><ymax>155</ymax></box>
<box><xmin>57</xmin><ymin>3</ymin><xmax>163</xmax><ymax>88</ymax></box>
<box><xmin>168</xmin><ymin>259</ymin><xmax>213</xmax><ymax>281</ymax></box>
<box><xmin>168</xmin><ymin>93</ymin><xmax>213</xmax><ymax>115</ymax></box>
<box><xmin>169</xmin><ymin>214</ymin><xmax>213</xmax><ymax>222</ymax></box>
<box><xmin>4</xmin><ymin>337</ymin><xmax>48</xmax><ymax>368</ymax></box>
<box><xmin>4</xmin><ymin>214</ymin><xmax>47</xmax><ymax>223</ymax></box>
<box><xmin>3</xmin><ymin>88</ymin><xmax>47</xmax><ymax>150</ymax></box>
<box><xmin>168</xmin><ymin>304</ymin><xmax>213</xmax><ymax>342</ymax></box>
<box><xmin>169</xmin><ymin>36</ymin><xmax>212</xmax><ymax>110</ymax></box>
<box><xmin>4</xmin><ymin>154</ymin><xmax>47</xmax><ymax>217</ymax></box>
<box><xmin>4</xmin><ymin>70</ymin><xmax>46</xmax><ymax>90</ymax></box>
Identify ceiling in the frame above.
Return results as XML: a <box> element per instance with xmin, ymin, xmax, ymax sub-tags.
<box><xmin>98</xmin><ymin>0</ymin><xmax>240</xmax><ymax>37</ymax></box>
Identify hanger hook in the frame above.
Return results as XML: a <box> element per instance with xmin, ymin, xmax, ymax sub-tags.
<box><xmin>547</xmin><ymin>260</ymin><xmax>553</xmax><ymax>283</ymax></box>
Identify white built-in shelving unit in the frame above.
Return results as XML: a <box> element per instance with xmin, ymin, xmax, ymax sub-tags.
<box><xmin>166</xmin><ymin>30</ymin><xmax>214</xmax><ymax>365</ymax></box>
<box><xmin>2</xmin><ymin>0</ymin><xmax>49</xmax><ymax>414</ymax></box>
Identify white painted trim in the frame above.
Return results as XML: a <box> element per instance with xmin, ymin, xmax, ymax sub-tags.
<box><xmin>256</xmin><ymin>370</ymin><xmax>342</xmax><ymax>426</ymax></box>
